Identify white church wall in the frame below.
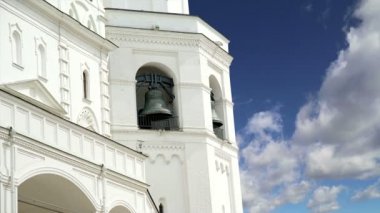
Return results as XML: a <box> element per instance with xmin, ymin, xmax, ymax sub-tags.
<box><xmin>145</xmin><ymin>154</ymin><xmax>187</xmax><ymax>213</ymax></box>
<box><xmin>0</xmin><ymin>0</ymin><xmax>113</xmax><ymax>136</ymax></box>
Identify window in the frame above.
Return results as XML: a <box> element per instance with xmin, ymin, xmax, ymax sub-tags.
<box><xmin>37</xmin><ymin>44</ymin><xmax>47</xmax><ymax>78</ymax></box>
<box><xmin>12</xmin><ymin>31</ymin><xmax>22</xmax><ymax>65</ymax></box>
<box><xmin>83</xmin><ymin>71</ymin><xmax>89</xmax><ymax>99</ymax></box>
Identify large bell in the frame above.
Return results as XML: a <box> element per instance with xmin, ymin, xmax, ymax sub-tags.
<box><xmin>140</xmin><ymin>88</ymin><xmax>172</xmax><ymax>120</ymax></box>
<box><xmin>211</xmin><ymin>93</ymin><xmax>223</xmax><ymax>128</ymax></box>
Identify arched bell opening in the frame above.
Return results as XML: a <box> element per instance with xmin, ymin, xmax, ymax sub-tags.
<box><xmin>209</xmin><ymin>75</ymin><xmax>225</xmax><ymax>140</ymax></box>
<box><xmin>18</xmin><ymin>174</ymin><xmax>96</xmax><ymax>213</ymax></box>
<box><xmin>135</xmin><ymin>65</ymin><xmax>179</xmax><ymax>130</ymax></box>
<box><xmin>109</xmin><ymin>205</ymin><xmax>132</xmax><ymax>213</ymax></box>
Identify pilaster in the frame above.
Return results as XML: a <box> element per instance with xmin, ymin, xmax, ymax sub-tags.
<box><xmin>100</xmin><ymin>56</ymin><xmax>111</xmax><ymax>137</ymax></box>
<box><xmin>59</xmin><ymin>42</ymin><xmax>71</xmax><ymax>118</ymax></box>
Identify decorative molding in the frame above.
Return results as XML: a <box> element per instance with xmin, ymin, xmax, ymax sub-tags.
<box><xmin>142</xmin><ymin>144</ymin><xmax>185</xmax><ymax>150</ymax></box>
<box><xmin>9</xmin><ymin>22</ymin><xmax>23</xmax><ymax>66</ymax></box>
<box><xmin>215</xmin><ymin>159</ymin><xmax>230</xmax><ymax>176</ymax></box>
<box><xmin>106</xmin><ymin>27</ymin><xmax>233</xmax><ymax>67</ymax></box>
<box><xmin>22</xmin><ymin>0</ymin><xmax>116</xmax><ymax>50</ymax></box>
<box><xmin>109</xmin><ymin>79</ymin><xmax>137</xmax><ymax>85</ymax></box>
<box><xmin>81</xmin><ymin>62</ymin><xmax>91</xmax><ymax>72</ymax></box>
<box><xmin>178</xmin><ymin>82</ymin><xmax>211</xmax><ymax>94</ymax></box>
<box><xmin>34</xmin><ymin>36</ymin><xmax>47</xmax><ymax>54</ymax></box>
<box><xmin>215</xmin><ymin>149</ymin><xmax>231</xmax><ymax>161</ymax></box>
<box><xmin>8</xmin><ymin>22</ymin><xmax>22</xmax><ymax>40</ymax></box>
<box><xmin>77</xmin><ymin>107</ymin><xmax>99</xmax><ymax>132</ymax></box>
<box><xmin>132</xmin><ymin>49</ymin><xmax>178</xmax><ymax>57</ymax></box>
<box><xmin>0</xmin><ymin>80</ymin><xmax>66</xmax><ymax>116</ymax></box>
<box><xmin>207</xmin><ymin>60</ymin><xmax>226</xmax><ymax>74</ymax></box>
<box><xmin>148</xmin><ymin>153</ymin><xmax>184</xmax><ymax>165</ymax></box>
<box><xmin>35</xmin><ymin>36</ymin><xmax>48</xmax><ymax>79</ymax></box>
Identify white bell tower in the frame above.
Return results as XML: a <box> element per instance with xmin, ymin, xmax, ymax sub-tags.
<box><xmin>106</xmin><ymin>0</ymin><xmax>243</xmax><ymax>212</ymax></box>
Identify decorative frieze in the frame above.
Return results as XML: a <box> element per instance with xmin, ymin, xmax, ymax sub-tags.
<box><xmin>106</xmin><ymin>27</ymin><xmax>233</xmax><ymax>67</ymax></box>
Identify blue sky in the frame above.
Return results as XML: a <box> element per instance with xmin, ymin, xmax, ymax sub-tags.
<box><xmin>191</xmin><ymin>0</ymin><xmax>380</xmax><ymax>212</ymax></box>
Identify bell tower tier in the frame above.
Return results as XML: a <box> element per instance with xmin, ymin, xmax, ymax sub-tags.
<box><xmin>106</xmin><ymin>5</ymin><xmax>243</xmax><ymax>213</ymax></box>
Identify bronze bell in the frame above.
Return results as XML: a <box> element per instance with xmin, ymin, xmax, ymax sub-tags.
<box><xmin>140</xmin><ymin>88</ymin><xmax>172</xmax><ymax>120</ymax></box>
<box><xmin>211</xmin><ymin>92</ymin><xmax>223</xmax><ymax>128</ymax></box>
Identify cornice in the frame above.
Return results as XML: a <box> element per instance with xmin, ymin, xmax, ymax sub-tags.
<box><xmin>178</xmin><ymin>82</ymin><xmax>212</xmax><ymax>93</ymax></box>
<box><xmin>106</xmin><ymin>26</ymin><xmax>233</xmax><ymax>67</ymax></box>
<box><xmin>23</xmin><ymin>0</ymin><xmax>117</xmax><ymax>50</ymax></box>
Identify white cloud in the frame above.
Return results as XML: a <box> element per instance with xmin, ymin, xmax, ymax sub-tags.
<box><xmin>352</xmin><ymin>179</ymin><xmax>380</xmax><ymax>201</ymax></box>
<box><xmin>244</xmin><ymin>110</ymin><xmax>282</xmax><ymax>139</ymax></box>
<box><xmin>240</xmin><ymin>111</ymin><xmax>310</xmax><ymax>213</ymax></box>
<box><xmin>293</xmin><ymin>0</ymin><xmax>380</xmax><ymax>180</ymax></box>
<box><xmin>306</xmin><ymin>144</ymin><xmax>380</xmax><ymax>179</ymax></box>
<box><xmin>240</xmin><ymin>0</ymin><xmax>380</xmax><ymax>211</ymax></box>
<box><xmin>307</xmin><ymin>186</ymin><xmax>344</xmax><ymax>213</ymax></box>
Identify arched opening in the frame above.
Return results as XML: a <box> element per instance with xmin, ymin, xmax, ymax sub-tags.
<box><xmin>209</xmin><ymin>75</ymin><xmax>225</xmax><ymax>140</ymax></box>
<box><xmin>18</xmin><ymin>174</ymin><xmax>96</xmax><ymax>213</ymax></box>
<box><xmin>83</xmin><ymin>70</ymin><xmax>89</xmax><ymax>99</ymax></box>
<box><xmin>12</xmin><ymin>31</ymin><xmax>22</xmax><ymax>65</ymax></box>
<box><xmin>135</xmin><ymin>65</ymin><xmax>179</xmax><ymax>130</ymax></box>
<box><xmin>37</xmin><ymin>44</ymin><xmax>47</xmax><ymax>78</ymax></box>
<box><xmin>109</xmin><ymin>205</ymin><xmax>132</xmax><ymax>213</ymax></box>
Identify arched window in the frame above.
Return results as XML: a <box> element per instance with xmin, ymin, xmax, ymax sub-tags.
<box><xmin>83</xmin><ymin>71</ymin><xmax>89</xmax><ymax>99</ymax></box>
<box><xmin>37</xmin><ymin>44</ymin><xmax>46</xmax><ymax>78</ymax></box>
<box><xmin>12</xmin><ymin>31</ymin><xmax>22</xmax><ymax>65</ymax></box>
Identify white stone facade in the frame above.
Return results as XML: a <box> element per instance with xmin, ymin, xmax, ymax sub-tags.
<box><xmin>0</xmin><ymin>0</ymin><xmax>243</xmax><ymax>213</ymax></box>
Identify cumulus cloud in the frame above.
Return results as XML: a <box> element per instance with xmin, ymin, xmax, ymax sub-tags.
<box><xmin>352</xmin><ymin>179</ymin><xmax>380</xmax><ymax>201</ymax></box>
<box><xmin>307</xmin><ymin>186</ymin><xmax>344</xmax><ymax>213</ymax></box>
<box><xmin>293</xmin><ymin>0</ymin><xmax>380</xmax><ymax>180</ymax></box>
<box><xmin>240</xmin><ymin>111</ymin><xmax>310</xmax><ymax>213</ymax></box>
<box><xmin>244</xmin><ymin>111</ymin><xmax>283</xmax><ymax>140</ymax></box>
<box><xmin>240</xmin><ymin>0</ymin><xmax>380</xmax><ymax>211</ymax></box>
